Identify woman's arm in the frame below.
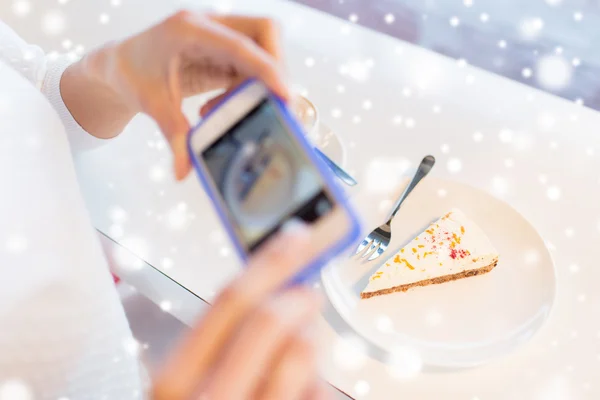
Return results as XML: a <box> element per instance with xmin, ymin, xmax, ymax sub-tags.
<box><xmin>61</xmin><ymin>51</ymin><xmax>137</xmax><ymax>140</ymax></box>
<box><xmin>59</xmin><ymin>12</ymin><xmax>289</xmax><ymax>179</ymax></box>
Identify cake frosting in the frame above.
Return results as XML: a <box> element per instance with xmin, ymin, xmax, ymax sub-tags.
<box><xmin>361</xmin><ymin>209</ymin><xmax>499</xmax><ymax>299</ymax></box>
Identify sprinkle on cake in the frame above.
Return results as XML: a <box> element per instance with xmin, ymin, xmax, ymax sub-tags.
<box><xmin>361</xmin><ymin>209</ymin><xmax>499</xmax><ymax>299</ymax></box>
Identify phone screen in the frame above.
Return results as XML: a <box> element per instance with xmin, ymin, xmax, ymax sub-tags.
<box><xmin>201</xmin><ymin>99</ymin><xmax>334</xmax><ymax>251</ymax></box>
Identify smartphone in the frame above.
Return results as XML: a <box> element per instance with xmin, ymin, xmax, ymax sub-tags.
<box><xmin>187</xmin><ymin>79</ymin><xmax>361</xmax><ymax>283</ymax></box>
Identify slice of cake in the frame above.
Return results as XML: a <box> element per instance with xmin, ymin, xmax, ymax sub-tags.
<box><xmin>361</xmin><ymin>209</ymin><xmax>499</xmax><ymax>299</ymax></box>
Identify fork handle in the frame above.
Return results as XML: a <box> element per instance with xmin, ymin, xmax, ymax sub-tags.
<box><xmin>388</xmin><ymin>155</ymin><xmax>436</xmax><ymax>221</ymax></box>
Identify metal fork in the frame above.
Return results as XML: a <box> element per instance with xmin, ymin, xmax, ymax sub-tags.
<box><xmin>355</xmin><ymin>155</ymin><xmax>436</xmax><ymax>261</ymax></box>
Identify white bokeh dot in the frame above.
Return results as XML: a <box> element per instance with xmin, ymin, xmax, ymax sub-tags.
<box><xmin>333</xmin><ymin>335</ymin><xmax>368</xmax><ymax>371</ymax></box>
<box><xmin>447</xmin><ymin>158</ymin><xmax>462</xmax><ymax>173</ymax></box>
<box><xmin>375</xmin><ymin>315</ymin><xmax>394</xmax><ymax>333</ymax></box>
<box><xmin>573</xmin><ymin>11</ymin><xmax>583</xmax><ymax>21</ymax></box>
<box><xmin>304</xmin><ymin>57</ymin><xmax>315</xmax><ymax>67</ymax></box>
<box><xmin>149</xmin><ymin>165</ymin><xmax>166</xmax><ymax>182</ymax></box>
<box><xmin>219</xmin><ymin>246</ymin><xmax>231</xmax><ymax>257</ymax></box>
<box><xmin>160</xmin><ymin>300</ymin><xmax>172</xmax><ymax>312</ymax></box>
<box><xmin>99</xmin><ymin>13</ymin><xmax>110</xmax><ymax>24</ymax></box>
<box><xmin>122</xmin><ymin>337</ymin><xmax>141</xmax><ymax>357</ymax></box>
<box><xmin>522</xmin><ymin>68</ymin><xmax>532</xmax><ymax>78</ymax></box>
<box><xmin>437</xmin><ymin>189</ymin><xmax>447</xmax><ymax>198</ymax></box>
<box><xmin>349</xmin><ymin>13</ymin><xmax>358</xmax><ymax>23</ymax></box>
<box><xmin>536</xmin><ymin>55</ymin><xmax>572</xmax><ymax>91</ymax></box>
<box><xmin>331</xmin><ymin>108</ymin><xmax>342</xmax><ymax>118</ymax></box>
<box><xmin>111</xmin><ymin>0</ymin><xmax>121</xmax><ymax>6</ymax></box>
<box><xmin>392</xmin><ymin>115</ymin><xmax>403</xmax><ymax>125</ymax></box>
<box><xmin>340</xmin><ymin>24</ymin><xmax>351</xmax><ymax>35</ymax></box>
<box><xmin>449</xmin><ymin>16</ymin><xmax>460</xmax><ymax>27</ymax></box>
<box><xmin>473</xmin><ymin>131</ymin><xmax>483</xmax><ymax>142</ymax></box>
<box><xmin>209</xmin><ymin>229</ymin><xmax>226</xmax><ymax>244</ymax></box>
<box><xmin>352</xmin><ymin>115</ymin><xmax>361</xmax><ymax>124</ymax></box>
<box><xmin>109</xmin><ymin>224</ymin><xmax>124</xmax><ymax>239</ymax></box>
<box><xmin>569</xmin><ymin>263</ymin><xmax>580</xmax><ymax>273</ymax></box>
<box><xmin>440</xmin><ymin>144</ymin><xmax>450</xmax><ymax>154</ymax></box>
<box><xmin>498</xmin><ymin>40</ymin><xmax>507</xmax><ymax>49</ymax></box>
<box><xmin>5</xmin><ymin>235</ymin><xmax>28</xmax><ymax>253</ymax></box>
<box><xmin>565</xmin><ymin>228</ymin><xmax>575</xmax><ymax>237</ymax></box>
<box><xmin>384</xmin><ymin>13</ymin><xmax>395</xmax><ymax>24</ymax></box>
<box><xmin>42</xmin><ymin>10</ymin><xmax>67</xmax><ymax>35</ymax></box>
<box><xmin>513</xmin><ymin>132</ymin><xmax>534</xmax><ymax>151</ymax></box>
<box><xmin>480</xmin><ymin>13</ymin><xmax>489</xmax><ymax>22</ymax></box>
<box><xmin>12</xmin><ymin>1</ymin><xmax>32</xmax><ymax>17</ymax></box>
<box><xmin>499</xmin><ymin>128</ymin><xmax>513</xmax><ymax>143</ymax></box>
<box><xmin>386</xmin><ymin>346</ymin><xmax>423</xmax><ymax>380</ymax></box>
<box><xmin>464</xmin><ymin>0</ymin><xmax>473</xmax><ymax>7</ymax></box>
<box><xmin>433</xmin><ymin>105</ymin><xmax>441</xmax><ymax>113</ymax></box>
<box><xmin>519</xmin><ymin>17</ymin><xmax>544</xmax><ymax>40</ymax></box>
<box><xmin>405</xmin><ymin>118</ymin><xmax>415</xmax><ymax>128</ymax></box>
<box><xmin>354</xmin><ymin>380</ymin><xmax>370</xmax><ymax>397</ymax></box>
<box><xmin>108</xmin><ymin>206</ymin><xmax>128</xmax><ymax>223</ymax></box>
<box><xmin>161</xmin><ymin>257</ymin><xmax>174</xmax><ymax>270</ymax></box>
<box><xmin>366</xmin><ymin>157</ymin><xmax>411</xmax><ymax>193</ymax></box>
<box><xmin>336</xmin><ymin>84</ymin><xmax>345</xmax><ymax>93</ymax></box>
<box><xmin>546</xmin><ymin>186</ymin><xmax>561</xmax><ymax>201</ymax></box>
<box><xmin>537</xmin><ymin>112</ymin><xmax>556</xmax><ymax>130</ymax></box>
<box><xmin>378</xmin><ymin>199</ymin><xmax>392</xmax><ymax>212</ymax></box>
<box><xmin>545</xmin><ymin>0</ymin><xmax>562</xmax><ymax>5</ymax></box>
<box><xmin>524</xmin><ymin>249</ymin><xmax>540</xmax><ymax>265</ymax></box>
<box><xmin>362</xmin><ymin>99</ymin><xmax>372</xmax><ymax>110</ymax></box>
<box><xmin>491</xmin><ymin>176</ymin><xmax>509</xmax><ymax>196</ymax></box>
<box><xmin>114</xmin><ymin>237</ymin><xmax>149</xmax><ymax>271</ymax></box>
<box><xmin>0</xmin><ymin>379</ymin><xmax>33</xmax><ymax>400</ymax></box>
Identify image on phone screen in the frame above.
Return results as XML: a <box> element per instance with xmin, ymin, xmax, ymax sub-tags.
<box><xmin>201</xmin><ymin>99</ymin><xmax>334</xmax><ymax>251</ymax></box>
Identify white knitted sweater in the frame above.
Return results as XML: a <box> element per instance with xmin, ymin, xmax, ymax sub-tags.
<box><xmin>0</xmin><ymin>20</ymin><xmax>144</xmax><ymax>400</ymax></box>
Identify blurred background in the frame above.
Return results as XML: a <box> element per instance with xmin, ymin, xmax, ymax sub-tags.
<box><xmin>292</xmin><ymin>0</ymin><xmax>600</xmax><ymax>111</ymax></box>
<box><xmin>4</xmin><ymin>0</ymin><xmax>600</xmax><ymax>110</ymax></box>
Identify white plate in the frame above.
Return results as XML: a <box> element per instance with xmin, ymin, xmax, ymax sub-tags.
<box><xmin>321</xmin><ymin>177</ymin><xmax>556</xmax><ymax>367</ymax></box>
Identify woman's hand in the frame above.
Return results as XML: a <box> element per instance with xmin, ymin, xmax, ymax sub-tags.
<box><xmin>151</xmin><ymin>224</ymin><xmax>331</xmax><ymax>400</ymax></box>
<box><xmin>63</xmin><ymin>11</ymin><xmax>289</xmax><ymax>179</ymax></box>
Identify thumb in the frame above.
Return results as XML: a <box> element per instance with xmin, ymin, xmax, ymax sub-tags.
<box><xmin>154</xmin><ymin>107</ymin><xmax>192</xmax><ymax>181</ymax></box>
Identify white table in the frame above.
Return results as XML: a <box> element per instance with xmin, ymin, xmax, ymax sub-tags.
<box><xmin>8</xmin><ymin>0</ymin><xmax>600</xmax><ymax>398</ymax></box>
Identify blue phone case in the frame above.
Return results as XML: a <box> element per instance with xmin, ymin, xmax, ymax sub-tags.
<box><xmin>187</xmin><ymin>79</ymin><xmax>362</xmax><ymax>285</ymax></box>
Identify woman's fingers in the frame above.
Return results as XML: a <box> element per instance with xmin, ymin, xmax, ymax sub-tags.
<box><xmin>301</xmin><ymin>381</ymin><xmax>334</xmax><ymax>400</ymax></box>
<box><xmin>208</xmin><ymin>15</ymin><xmax>284</xmax><ymax>63</ymax></box>
<box><xmin>143</xmin><ymin>97</ymin><xmax>191</xmax><ymax>181</ymax></box>
<box><xmin>198</xmin><ymin>76</ymin><xmax>245</xmax><ymax>117</ymax></box>
<box><xmin>152</xmin><ymin>221</ymin><xmax>312</xmax><ymax>400</ymax></box>
<box><xmin>254</xmin><ymin>328</ymin><xmax>318</xmax><ymax>400</ymax></box>
<box><xmin>142</xmin><ymin>91</ymin><xmax>191</xmax><ymax>180</ymax></box>
<box><xmin>175</xmin><ymin>11</ymin><xmax>290</xmax><ymax>100</ymax></box>
<box><xmin>206</xmin><ymin>288</ymin><xmax>320</xmax><ymax>398</ymax></box>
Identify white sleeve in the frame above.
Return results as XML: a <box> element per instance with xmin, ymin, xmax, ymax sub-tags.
<box><xmin>0</xmin><ymin>20</ymin><xmax>108</xmax><ymax>152</ymax></box>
